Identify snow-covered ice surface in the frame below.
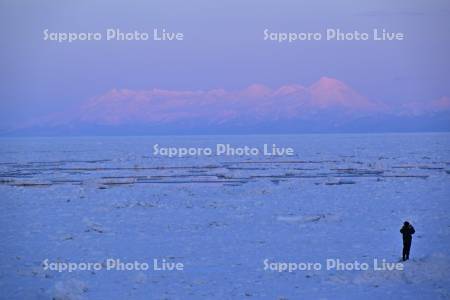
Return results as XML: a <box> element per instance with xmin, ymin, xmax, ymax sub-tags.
<box><xmin>0</xmin><ymin>133</ymin><xmax>449</xmax><ymax>299</ymax></box>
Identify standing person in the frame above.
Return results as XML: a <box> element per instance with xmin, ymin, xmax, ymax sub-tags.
<box><xmin>400</xmin><ymin>221</ymin><xmax>415</xmax><ymax>261</ymax></box>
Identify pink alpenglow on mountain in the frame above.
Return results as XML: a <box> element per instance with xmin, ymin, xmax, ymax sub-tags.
<box><xmin>15</xmin><ymin>77</ymin><xmax>449</xmax><ymax>134</ymax></box>
<box><xmin>44</xmin><ymin>78</ymin><xmax>387</xmax><ymax>125</ymax></box>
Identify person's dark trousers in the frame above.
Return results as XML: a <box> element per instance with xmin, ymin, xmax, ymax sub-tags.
<box><xmin>403</xmin><ymin>238</ymin><xmax>412</xmax><ymax>261</ymax></box>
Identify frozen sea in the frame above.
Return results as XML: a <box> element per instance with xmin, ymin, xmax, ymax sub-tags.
<box><xmin>0</xmin><ymin>133</ymin><xmax>449</xmax><ymax>299</ymax></box>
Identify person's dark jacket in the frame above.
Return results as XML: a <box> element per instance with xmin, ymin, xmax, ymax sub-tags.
<box><xmin>400</xmin><ymin>224</ymin><xmax>415</xmax><ymax>241</ymax></box>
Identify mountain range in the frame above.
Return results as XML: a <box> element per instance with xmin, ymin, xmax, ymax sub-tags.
<box><xmin>7</xmin><ymin>77</ymin><xmax>450</xmax><ymax>135</ymax></box>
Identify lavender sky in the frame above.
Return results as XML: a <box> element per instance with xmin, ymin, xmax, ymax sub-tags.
<box><xmin>0</xmin><ymin>0</ymin><xmax>449</xmax><ymax>133</ymax></box>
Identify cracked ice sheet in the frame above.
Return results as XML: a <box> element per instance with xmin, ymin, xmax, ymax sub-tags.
<box><xmin>0</xmin><ymin>133</ymin><xmax>449</xmax><ymax>299</ymax></box>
